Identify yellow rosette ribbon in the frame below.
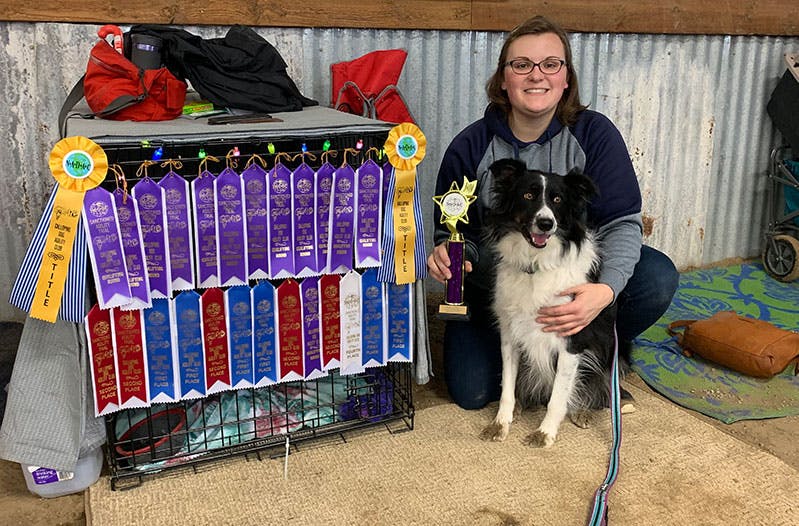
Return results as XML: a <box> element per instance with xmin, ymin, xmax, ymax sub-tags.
<box><xmin>384</xmin><ymin>123</ymin><xmax>426</xmax><ymax>285</ymax></box>
<box><xmin>30</xmin><ymin>136</ymin><xmax>107</xmax><ymax>322</ymax></box>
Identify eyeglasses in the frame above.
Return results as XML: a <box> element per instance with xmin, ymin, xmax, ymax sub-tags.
<box><xmin>503</xmin><ymin>57</ymin><xmax>566</xmax><ymax>75</ymax></box>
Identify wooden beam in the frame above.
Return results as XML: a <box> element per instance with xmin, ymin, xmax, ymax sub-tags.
<box><xmin>471</xmin><ymin>1</ymin><xmax>799</xmax><ymax>35</ymax></box>
<box><xmin>1</xmin><ymin>0</ymin><xmax>797</xmax><ymax>35</ymax></box>
<box><xmin>0</xmin><ymin>1</ymin><xmax>473</xmax><ymax>30</ymax></box>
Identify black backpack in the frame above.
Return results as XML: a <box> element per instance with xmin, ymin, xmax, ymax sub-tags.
<box><xmin>128</xmin><ymin>24</ymin><xmax>318</xmax><ymax>114</ymax></box>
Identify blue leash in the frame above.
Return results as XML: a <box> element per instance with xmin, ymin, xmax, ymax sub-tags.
<box><xmin>587</xmin><ymin>327</ymin><xmax>623</xmax><ymax>526</ymax></box>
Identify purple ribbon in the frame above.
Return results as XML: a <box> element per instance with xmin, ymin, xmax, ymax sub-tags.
<box><xmin>215</xmin><ymin>167</ymin><xmax>248</xmax><ymax>286</ymax></box>
<box><xmin>83</xmin><ymin>187</ymin><xmax>131</xmax><ymax>309</ymax></box>
<box><xmin>268</xmin><ymin>163</ymin><xmax>295</xmax><ymax>278</ymax></box>
<box><xmin>158</xmin><ymin>171</ymin><xmax>195</xmax><ymax>290</ymax></box>
<box><xmin>315</xmin><ymin>163</ymin><xmax>336</xmax><ymax>274</ymax></box>
<box><xmin>361</xmin><ymin>268</ymin><xmax>385</xmax><ymax>368</ymax></box>
<box><xmin>293</xmin><ymin>163</ymin><xmax>318</xmax><ymax>276</ymax></box>
<box><xmin>113</xmin><ymin>189</ymin><xmax>151</xmax><ymax>310</ymax></box>
<box><xmin>301</xmin><ymin>276</ymin><xmax>325</xmax><ymax>380</ymax></box>
<box><xmin>132</xmin><ymin>177</ymin><xmax>171</xmax><ymax>298</ymax></box>
<box><xmin>328</xmin><ymin>165</ymin><xmax>356</xmax><ymax>274</ymax></box>
<box><xmin>191</xmin><ymin>171</ymin><xmax>219</xmax><ymax>288</ymax></box>
<box><xmin>242</xmin><ymin>163</ymin><xmax>269</xmax><ymax>279</ymax></box>
<box><xmin>355</xmin><ymin>160</ymin><xmax>383</xmax><ymax>268</ymax></box>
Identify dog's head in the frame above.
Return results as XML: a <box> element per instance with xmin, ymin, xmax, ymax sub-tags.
<box><xmin>486</xmin><ymin>158</ymin><xmax>597</xmax><ymax>249</ymax></box>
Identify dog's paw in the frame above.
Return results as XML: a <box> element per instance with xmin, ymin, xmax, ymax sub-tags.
<box><xmin>569</xmin><ymin>409</ymin><xmax>602</xmax><ymax>429</ymax></box>
<box><xmin>523</xmin><ymin>429</ymin><xmax>555</xmax><ymax>448</ymax></box>
<box><xmin>480</xmin><ymin>422</ymin><xmax>510</xmax><ymax>442</ymax></box>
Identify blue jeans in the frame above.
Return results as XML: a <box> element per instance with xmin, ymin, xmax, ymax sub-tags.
<box><xmin>443</xmin><ymin>245</ymin><xmax>679</xmax><ymax>410</ymax></box>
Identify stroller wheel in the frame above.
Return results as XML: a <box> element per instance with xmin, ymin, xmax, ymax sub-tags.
<box><xmin>763</xmin><ymin>234</ymin><xmax>799</xmax><ymax>282</ymax></box>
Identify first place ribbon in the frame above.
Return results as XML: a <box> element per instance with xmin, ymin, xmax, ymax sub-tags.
<box><xmin>384</xmin><ymin>123</ymin><xmax>426</xmax><ymax>285</ymax></box>
<box><xmin>31</xmin><ymin>137</ymin><xmax>107</xmax><ymax>322</ymax></box>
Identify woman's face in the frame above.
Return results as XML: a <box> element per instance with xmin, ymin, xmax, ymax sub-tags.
<box><xmin>501</xmin><ymin>32</ymin><xmax>569</xmax><ymax>124</ymax></box>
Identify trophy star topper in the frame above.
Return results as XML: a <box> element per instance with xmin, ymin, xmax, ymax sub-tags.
<box><xmin>433</xmin><ymin>177</ymin><xmax>477</xmax><ymax>235</ymax></box>
<box><xmin>432</xmin><ymin>176</ymin><xmax>477</xmax><ymax>320</ymax></box>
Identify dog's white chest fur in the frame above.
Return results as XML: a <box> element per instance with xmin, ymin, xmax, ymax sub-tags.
<box><xmin>493</xmin><ymin>232</ymin><xmax>598</xmax><ymax>377</ymax></box>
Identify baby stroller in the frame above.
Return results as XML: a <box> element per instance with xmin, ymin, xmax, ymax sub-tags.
<box><xmin>763</xmin><ymin>52</ymin><xmax>799</xmax><ymax>282</ymax></box>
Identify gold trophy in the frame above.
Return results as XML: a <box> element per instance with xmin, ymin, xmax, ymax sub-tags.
<box><xmin>433</xmin><ymin>177</ymin><xmax>477</xmax><ymax>320</ymax></box>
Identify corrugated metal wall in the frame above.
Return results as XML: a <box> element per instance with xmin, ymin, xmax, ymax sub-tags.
<box><xmin>1</xmin><ymin>22</ymin><xmax>797</xmax><ymax>322</ymax></box>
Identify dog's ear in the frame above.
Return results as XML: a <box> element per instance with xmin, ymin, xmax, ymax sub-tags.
<box><xmin>565</xmin><ymin>168</ymin><xmax>598</xmax><ymax>203</ymax></box>
<box><xmin>488</xmin><ymin>158</ymin><xmax>524</xmax><ymax>204</ymax></box>
<box><xmin>489</xmin><ymin>158</ymin><xmax>524</xmax><ymax>182</ymax></box>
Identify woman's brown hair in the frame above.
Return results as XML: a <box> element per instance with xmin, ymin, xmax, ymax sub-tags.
<box><xmin>486</xmin><ymin>15</ymin><xmax>587</xmax><ymax>127</ymax></box>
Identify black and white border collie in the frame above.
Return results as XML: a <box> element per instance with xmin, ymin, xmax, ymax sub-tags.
<box><xmin>480</xmin><ymin>158</ymin><xmax>616</xmax><ymax>448</ymax></box>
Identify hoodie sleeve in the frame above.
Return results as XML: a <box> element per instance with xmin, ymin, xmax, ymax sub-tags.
<box><xmin>577</xmin><ymin>112</ymin><xmax>643</xmax><ymax>298</ymax></box>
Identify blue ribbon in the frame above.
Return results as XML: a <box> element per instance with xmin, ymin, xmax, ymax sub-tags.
<box><xmin>144</xmin><ymin>298</ymin><xmax>177</xmax><ymax>402</ymax></box>
<box><xmin>227</xmin><ymin>285</ymin><xmax>254</xmax><ymax>388</ymax></box>
<box><xmin>252</xmin><ymin>281</ymin><xmax>278</xmax><ymax>385</ymax></box>
<box><xmin>386</xmin><ymin>282</ymin><xmax>413</xmax><ymax>361</ymax></box>
<box><xmin>174</xmin><ymin>290</ymin><xmax>205</xmax><ymax>398</ymax></box>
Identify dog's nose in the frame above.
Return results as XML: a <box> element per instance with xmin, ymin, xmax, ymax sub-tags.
<box><xmin>536</xmin><ymin>217</ymin><xmax>554</xmax><ymax>232</ymax></box>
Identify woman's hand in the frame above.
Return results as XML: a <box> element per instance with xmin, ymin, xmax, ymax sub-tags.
<box><xmin>427</xmin><ymin>242</ymin><xmax>472</xmax><ymax>284</ymax></box>
<box><xmin>536</xmin><ymin>283</ymin><xmax>614</xmax><ymax>336</ymax></box>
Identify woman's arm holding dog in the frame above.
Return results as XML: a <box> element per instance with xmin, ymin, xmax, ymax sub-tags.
<box><xmin>536</xmin><ymin>282</ymin><xmax>614</xmax><ymax>336</ymax></box>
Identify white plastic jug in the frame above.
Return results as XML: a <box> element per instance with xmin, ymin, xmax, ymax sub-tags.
<box><xmin>21</xmin><ymin>446</ymin><xmax>103</xmax><ymax>498</ymax></box>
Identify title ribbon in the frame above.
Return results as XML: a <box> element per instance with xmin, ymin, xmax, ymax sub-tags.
<box><xmin>30</xmin><ymin>136</ymin><xmax>107</xmax><ymax>322</ymax></box>
<box><xmin>384</xmin><ymin>123</ymin><xmax>426</xmax><ymax>284</ymax></box>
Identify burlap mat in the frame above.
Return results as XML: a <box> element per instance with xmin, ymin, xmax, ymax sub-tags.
<box><xmin>87</xmin><ymin>384</ymin><xmax>799</xmax><ymax>525</ymax></box>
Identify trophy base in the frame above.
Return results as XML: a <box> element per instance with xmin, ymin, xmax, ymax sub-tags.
<box><xmin>437</xmin><ymin>303</ymin><xmax>470</xmax><ymax>321</ymax></box>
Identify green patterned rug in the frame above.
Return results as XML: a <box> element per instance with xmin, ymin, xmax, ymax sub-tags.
<box><xmin>631</xmin><ymin>262</ymin><xmax>799</xmax><ymax>424</ymax></box>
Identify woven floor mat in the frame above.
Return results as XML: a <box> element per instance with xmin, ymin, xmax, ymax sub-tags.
<box><xmin>87</xmin><ymin>383</ymin><xmax>799</xmax><ymax>525</ymax></box>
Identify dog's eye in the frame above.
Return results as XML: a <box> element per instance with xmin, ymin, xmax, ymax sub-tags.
<box><xmin>552</xmin><ymin>196</ymin><xmax>562</xmax><ymax>204</ymax></box>
<box><xmin>523</xmin><ymin>192</ymin><xmax>534</xmax><ymax>200</ymax></box>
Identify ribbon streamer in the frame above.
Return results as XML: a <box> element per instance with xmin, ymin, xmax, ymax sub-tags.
<box><xmin>30</xmin><ymin>136</ymin><xmax>107</xmax><ymax>322</ymax></box>
<box><xmin>383</xmin><ymin>123</ymin><xmax>426</xmax><ymax>285</ymax></box>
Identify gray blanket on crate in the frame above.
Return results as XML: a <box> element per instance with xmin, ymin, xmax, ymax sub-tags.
<box><xmin>0</xmin><ymin>317</ymin><xmax>106</xmax><ymax>472</ymax></box>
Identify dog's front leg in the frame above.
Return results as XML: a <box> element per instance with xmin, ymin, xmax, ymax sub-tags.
<box><xmin>525</xmin><ymin>350</ymin><xmax>579</xmax><ymax>448</ymax></box>
<box><xmin>480</xmin><ymin>338</ymin><xmax>519</xmax><ymax>442</ymax></box>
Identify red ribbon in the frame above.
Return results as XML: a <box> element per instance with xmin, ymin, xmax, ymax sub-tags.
<box><xmin>112</xmin><ymin>308</ymin><xmax>147</xmax><ymax>405</ymax></box>
<box><xmin>277</xmin><ymin>279</ymin><xmax>304</xmax><ymax>379</ymax></box>
<box><xmin>319</xmin><ymin>274</ymin><xmax>341</xmax><ymax>369</ymax></box>
<box><xmin>86</xmin><ymin>305</ymin><xmax>118</xmax><ymax>414</ymax></box>
<box><xmin>201</xmin><ymin>288</ymin><xmax>231</xmax><ymax>390</ymax></box>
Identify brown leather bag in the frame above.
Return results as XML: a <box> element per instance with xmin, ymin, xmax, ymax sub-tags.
<box><xmin>667</xmin><ymin>311</ymin><xmax>799</xmax><ymax>378</ymax></box>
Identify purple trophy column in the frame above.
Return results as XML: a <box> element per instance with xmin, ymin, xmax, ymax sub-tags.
<box><xmin>445</xmin><ymin>239</ymin><xmax>465</xmax><ymax>304</ymax></box>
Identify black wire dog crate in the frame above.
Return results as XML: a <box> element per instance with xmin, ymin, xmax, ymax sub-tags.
<box><xmin>106</xmin><ymin>363</ymin><xmax>413</xmax><ymax>489</ymax></box>
<box><xmin>68</xmin><ymin>109</ymin><xmax>416</xmax><ymax>489</ymax></box>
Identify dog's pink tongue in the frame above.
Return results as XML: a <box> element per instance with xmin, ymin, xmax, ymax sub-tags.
<box><xmin>532</xmin><ymin>233</ymin><xmax>549</xmax><ymax>247</ymax></box>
